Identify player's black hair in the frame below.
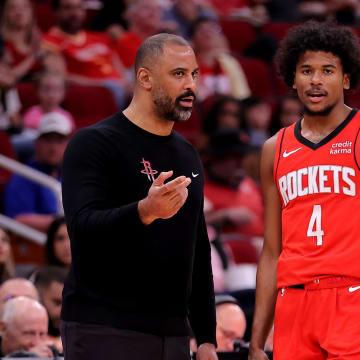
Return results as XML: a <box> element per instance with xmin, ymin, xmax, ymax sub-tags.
<box><xmin>275</xmin><ymin>20</ymin><xmax>360</xmax><ymax>89</ymax></box>
<box><xmin>134</xmin><ymin>33</ymin><xmax>191</xmax><ymax>74</ymax></box>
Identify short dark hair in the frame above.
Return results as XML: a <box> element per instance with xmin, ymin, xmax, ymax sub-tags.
<box><xmin>34</xmin><ymin>266</ymin><xmax>68</xmax><ymax>289</ymax></box>
<box><xmin>134</xmin><ymin>33</ymin><xmax>191</xmax><ymax>74</ymax></box>
<box><xmin>275</xmin><ymin>20</ymin><xmax>360</xmax><ymax>89</ymax></box>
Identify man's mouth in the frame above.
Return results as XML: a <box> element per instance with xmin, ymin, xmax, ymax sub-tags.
<box><xmin>179</xmin><ymin>97</ymin><xmax>194</xmax><ymax>108</ymax></box>
<box><xmin>306</xmin><ymin>91</ymin><xmax>327</xmax><ymax>103</ymax></box>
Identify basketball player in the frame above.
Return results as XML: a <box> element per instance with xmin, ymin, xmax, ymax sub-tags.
<box><xmin>249</xmin><ymin>21</ymin><xmax>360</xmax><ymax>360</ymax></box>
<box><xmin>60</xmin><ymin>34</ymin><xmax>217</xmax><ymax>360</ymax></box>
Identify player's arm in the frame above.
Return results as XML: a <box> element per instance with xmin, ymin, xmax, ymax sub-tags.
<box><xmin>249</xmin><ymin>134</ymin><xmax>282</xmax><ymax>360</ymax></box>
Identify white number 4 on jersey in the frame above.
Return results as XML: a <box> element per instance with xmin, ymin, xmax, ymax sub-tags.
<box><xmin>307</xmin><ymin>205</ymin><xmax>324</xmax><ymax>246</ymax></box>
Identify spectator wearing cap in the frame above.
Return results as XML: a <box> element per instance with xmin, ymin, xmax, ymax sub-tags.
<box><xmin>4</xmin><ymin>112</ymin><xmax>71</xmax><ymax>232</ymax></box>
<box><xmin>204</xmin><ymin>129</ymin><xmax>264</xmax><ymax>238</ymax></box>
<box><xmin>215</xmin><ymin>295</ymin><xmax>247</xmax><ymax>352</ymax></box>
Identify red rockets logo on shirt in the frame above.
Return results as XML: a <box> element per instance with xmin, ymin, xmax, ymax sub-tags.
<box><xmin>140</xmin><ymin>158</ymin><xmax>158</xmax><ymax>182</ymax></box>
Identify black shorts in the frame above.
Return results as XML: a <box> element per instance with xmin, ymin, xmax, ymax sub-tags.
<box><xmin>60</xmin><ymin>321</ymin><xmax>191</xmax><ymax>360</ymax></box>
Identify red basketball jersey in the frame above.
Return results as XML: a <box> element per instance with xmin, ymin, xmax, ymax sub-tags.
<box><xmin>274</xmin><ymin>108</ymin><xmax>360</xmax><ymax>288</ymax></box>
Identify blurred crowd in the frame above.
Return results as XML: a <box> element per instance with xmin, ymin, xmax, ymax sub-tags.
<box><xmin>0</xmin><ymin>0</ymin><xmax>360</xmax><ymax>357</ymax></box>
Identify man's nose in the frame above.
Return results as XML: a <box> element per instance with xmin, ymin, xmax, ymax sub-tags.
<box><xmin>311</xmin><ymin>70</ymin><xmax>323</xmax><ymax>85</ymax></box>
<box><xmin>184</xmin><ymin>74</ymin><xmax>196</xmax><ymax>93</ymax></box>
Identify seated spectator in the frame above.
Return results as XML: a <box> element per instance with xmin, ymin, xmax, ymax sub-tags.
<box><xmin>45</xmin><ymin>217</ymin><xmax>71</xmax><ymax>268</ymax></box>
<box><xmin>0</xmin><ymin>296</ymin><xmax>55</xmax><ymax>358</ymax></box>
<box><xmin>43</xmin><ymin>0</ymin><xmax>127</xmax><ymax>109</ymax></box>
<box><xmin>204</xmin><ymin>129</ymin><xmax>264</xmax><ymax>237</ymax></box>
<box><xmin>0</xmin><ymin>278</ymin><xmax>39</xmax><ymax>316</ymax></box>
<box><xmin>190</xmin><ymin>18</ymin><xmax>251</xmax><ymax>102</ymax></box>
<box><xmin>241</xmin><ymin>95</ymin><xmax>272</xmax><ymax>146</ymax></box>
<box><xmin>298</xmin><ymin>0</ymin><xmax>360</xmax><ymax>24</ymax></box>
<box><xmin>0</xmin><ymin>36</ymin><xmax>22</xmax><ymax>134</ymax></box>
<box><xmin>0</xmin><ymin>0</ymin><xmax>43</xmax><ymax>82</ymax></box>
<box><xmin>4</xmin><ymin>112</ymin><xmax>71</xmax><ymax>232</ymax></box>
<box><xmin>270</xmin><ymin>94</ymin><xmax>303</xmax><ymax>135</ymax></box>
<box><xmin>201</xmin><ymin>95</ymin><xmax>249</xmax><ymax>150</ymax></box>
<box><xmin>13</xmin><ymin>71</ymin><xmax>75</xmax><ymax>159</ymax></box>
<box><xmin>0</xmin><ymin>228</ymin><xmax>15</xmax><ymax>285</ymax></box>
<box><xmin>215</xmin><ymin>295</ymin><xmax>247</xmax><ymax>351</ymax></box>
<box><xmin>116</xmin><ymin>0</ymin><xmax>165</xmax><ymax>70</ymax></box>
<box><xmin>23</xmin><ymin>71</ymin><xmax>75</xmax><ymax>132</ymax></box>
<box><xmin>34</xmin><ymin>266</ymin><xmax>67</xmax><ymax>340</ymax></box>
<box><xmin>163</xmin><ymin>0</ymin><xmax>217</xmax><ymax>39</ymax></box>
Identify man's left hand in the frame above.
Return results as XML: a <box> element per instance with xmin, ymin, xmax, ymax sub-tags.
<box><xmin>196</xmin><ymin>343</ymin><xmax>218</xmax><ymax>360</ymax></box>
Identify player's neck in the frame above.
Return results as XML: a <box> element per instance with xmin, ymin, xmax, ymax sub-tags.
<box><xmin>123</xmin><ymin>97</ymin><xmax>174</xmax><ymax>136</ymax></box>
<box><xmin>301</xmin><ymin>103</ymin><xmax>352</xmax><ymax>144</ymax></box>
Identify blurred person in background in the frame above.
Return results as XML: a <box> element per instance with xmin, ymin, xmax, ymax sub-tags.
<box><xmin>0</xmin><ymin>296</ymin><xmax>55</xmax><ymax>358</ymax></box>
<box><xmin>201</xmin><ymin>95</ymin><xmax>249</xmax><ymax>149</ymax></box>
<box><xmin>0</xmin><ymin>278</ymin><xmax>39</xmax><ymax>316</ymax></box>
<box><xmin>241</xmin><ymin>95</ymin><xmax>272</xmax><ymax>147</ymax></box>
<box><xmin>215</xmin><ymin>295</ymin><xmax>247</xmax><ymax>352</ymax></box>
<box><xmin>43</xmin><ymin>0</ymin><xmax>128</xmax><ymax>109</ymax></box>
<box><xmin>13</xmin><ymin>70</ymin><xmax>75</xmax><ymax>160</ymax></box>
<box><xmin>298</xmin><ymin>0</ymin><xmax>360</xmax><ymax>25</ymax></box>
<box><xmin>34</xmin><ymin>266</ymin><xmax>67</xmax><ymax>340</ymax></box>
<box><xmin>208</xmin><ymin>0</ymin><xmax>270</xmax><ymax>26</ymax></box>
<box><xmin>4</xmin><ymin>112</ymin><xmax>71</xmax><ymax>232</ymax></box>
<box><xmin>0</xmin><ymin>0</ymin><xmax>43</xmax><ymax>82</ymax></box>
<box><xmin>116</xmin><ymin>0</ymin><xmax>165</xmax><ymax>70</ymax></box>
<box><xmin>270</xmin><ymin>94</ymin><xmax>303</xmax><ymax>135</ymax></box>
<box><xmin>163</xmin><ymin>0</ymin><xmax>217</xmax><ymax>39</ymax></box>
<box><xmin>0</xmin><ymin>228</ymin><xmax>15</xmax><ymax>285</ymax></box>
<box><xmin>204</xmin><ymin>129</ymin><xmax>264</xmax><ymax>238</ymax></box>
<box><xmin>190</xmin><ymin>17</ymin><xmax>251</xmax><ymax>102</ymax></box>
<box><xmin>0</xmin><ymin>36</ymin><xmax>22</xmax><ymax>134</ymax></box>
<box><xmin>45</xmin><ymin>217</ymin><xmax>71</xmax><ymax>269</ymax></box>
<box><xmin>23</xmin><ymin>71</ymin><xmax>75</xmax><ymax>133</ymax></box>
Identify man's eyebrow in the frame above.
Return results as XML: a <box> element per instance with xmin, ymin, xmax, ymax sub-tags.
<box><xmin>171</xmin><ymin>67</ymin><xmax>188</xmax><ymax>72</ymax></box>
<box><xmin>299</xmin><ymin>64</ymin><xmax>337</xmax><ymax>68</ymax></box>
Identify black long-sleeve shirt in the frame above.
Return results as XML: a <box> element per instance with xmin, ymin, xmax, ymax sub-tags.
<box><xmin>61</xmin><ymin>112</ymin><xmax>216</xmax><ymax>346</ymax></box>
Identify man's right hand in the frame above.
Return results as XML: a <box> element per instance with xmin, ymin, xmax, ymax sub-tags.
<box><xmin>248</xmin><ymin>347</ymin><xmax>269</xmax><ymax>360</ymax></box>
<box><xmin>138</xmin><ymin>171</ymin><xmax>191</xmax><ymax>225</ymax></box>
<box><xmin>28</xmin><ymin>342</ymin><xmax>54</xmax><ymax>358</ymax></box>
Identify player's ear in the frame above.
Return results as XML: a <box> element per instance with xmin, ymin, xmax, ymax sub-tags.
<box><xmin>343</xmin><ymin>73</ymin><xmax>350</xmax><ymax>90</ymax></box>
<box><xmin>137</xmin><ymin>67</ymin><xmax>152</xmax><ymax>91</ymax></box>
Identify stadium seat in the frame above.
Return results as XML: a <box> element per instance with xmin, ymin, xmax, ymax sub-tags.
<box><xmin>64</xmin><ymin>85</ymin><xmax>118</xmax><ymax>128</ymax></box>
<box><xmin>0</xmin><ymin>131</ymin><xmax>16</xmax><ymax>191</ymax></box>
<box><xmin>34</xmin><ymin>4</ymin><xmax>56</xmax><ymax>33</ymax></box>
<box><xmin>225</xmin><ymin>239</ymin><xmax>259</xmax><ymax>264</ymax></box>
<box><xmin>238</xmin><ymin>57</ymin><xmax>273</xmax><ymax>99</ymax></box>
<box><xmin>220</xmin><ymin>20</ymin><xmax>257</xmax><ymax>55</ymax></box>
<box><xmin>262</xmin><ymin>22</ymin><xmax>297</xmax><ymax>42</ymax></box>
<box><xmin>17</xmin><ymin>82</ymin><xmax>38</xmax><ymax>113</ymax></box>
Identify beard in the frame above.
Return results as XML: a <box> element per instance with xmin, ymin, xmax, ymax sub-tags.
<box><xmin>303</xmin><ymin>103</ymin><xmax>335</xmax><ymax>117</ymax></box>
<box><xmin>152</xmin><ymin>87</ymin><xmax>196</xmax><ymax>123</ymax></box>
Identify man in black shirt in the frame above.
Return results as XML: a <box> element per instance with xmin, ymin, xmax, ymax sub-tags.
<box><xmin>60</xmin><ymin>33</ymin><xmax>217</xmax><ymax>360</ymax></box>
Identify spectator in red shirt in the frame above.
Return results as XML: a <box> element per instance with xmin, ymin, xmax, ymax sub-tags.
<box><xmin>0</xmin><ymin>0</ymin><xmax>43</xmax><ymax>81</ymax></box>
<box><xmin>116</xmin><ymin>0</ymin><xmax>165</xmax><ymax>70</ymax></box>
<box><xmin>190</xmin><ymin>18</ymin><xmax>251</xmax><ymax>102</ymax></box>
<box><xmin>42</xmin><ymin>0</ymin><xmax>127</xmax><ymax>109</ymax></box>
<box><xmin>204</xmin><ymin>129</ymin><xmax>264</xmax><ymax>237</ymax></box>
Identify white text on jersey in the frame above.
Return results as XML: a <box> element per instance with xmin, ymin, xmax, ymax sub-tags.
<box><xmin>278</xmin><ymin>165</ymin><xmax>356</xmax><ymax>205</ymax></box>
